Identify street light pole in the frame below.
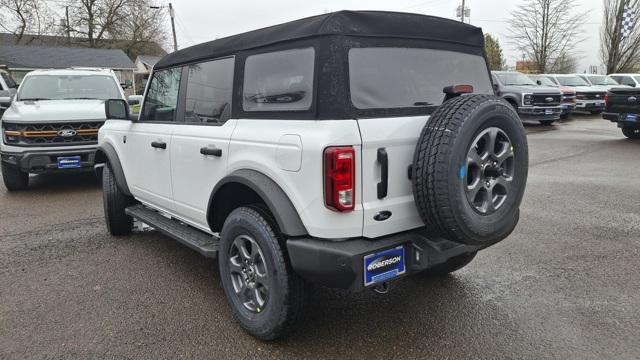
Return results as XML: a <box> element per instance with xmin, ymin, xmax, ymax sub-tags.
<box><xmin>168</xmin><ymin>3</ymin><xmax>178</xmax><ymax>52</ymax></box>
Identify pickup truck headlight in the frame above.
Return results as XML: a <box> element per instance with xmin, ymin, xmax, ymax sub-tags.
<box><xmin>523</xmin><ymin>94</ymin><xmax>533</xmax><ymax>106</ymax></box>
<box><xmin>2</xmin><ymin>127</ymin><xmax>21</xmax><ymax>144</ymax></box>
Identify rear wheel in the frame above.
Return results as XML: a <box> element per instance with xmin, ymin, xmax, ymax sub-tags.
<box><xmin>622</xmin><ymin>127</ymin><xmax>640</xmax><ymax>139</ymax></box>
<box><xmin>219</xmin><ymin>206</ymin><xmax>306</xmax><ymax>340</ymax></box>
<box><xmin>1</xmin><ymin>163</ymin><xmax>29</xmax><ymax>191</ymax></box>
<box><xmin>102</xmin><ymin>165</ymin><xmax>135</xmax><ymax>236</ymax></box>
<box><xmin>412</xmin><ymin>95</ymin><xmax>528</xmax><ymax>246</ymax></box>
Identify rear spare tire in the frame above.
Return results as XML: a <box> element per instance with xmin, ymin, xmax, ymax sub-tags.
<box><xmin>412</xmin><ymin>95</ymin><xmax>528</xmax><ymax>246</ymax></box>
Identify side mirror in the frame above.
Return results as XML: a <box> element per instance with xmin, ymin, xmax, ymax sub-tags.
<box><xmin>0</xmin><ymin>91</ymin><xmax>13</xmax><ymax>109</ymax></box>
<box><xmin>105</xmin><ymin>99</ymin><xmax>130</xmax><ymax>120</ymax></box>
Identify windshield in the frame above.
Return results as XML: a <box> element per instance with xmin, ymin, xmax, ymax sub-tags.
<box><xmin>634</xmin><ymin>76</ymin><xmax>640</xmax><ymax>83</ymax></box>
<box><xmin>587</xmin><ymin>75</ymin><xmax>618</xmax><ymax>86</ymax></box>
<box><xmin>18</xmin><ymin>74</ymin><xmax>121</xmax><ymax>100</ymax></box>
<box><xmin>556</xmin><ymin>76</ymin><xmax>590</xmax><ymax>87</ymax></box>
<box><xmin>529</xmin><ymin>76</ymin><xmax>556</xmax><ymax>87</ymax></box>
<box><xmin>495</xmin><ymin>72</ymin><xmax>536</xmax><ymax>86</ymax></box>
<box><xmin>1</xmin><ymin>72</ymin><xmax>18</xmax><ymax>89</ymax></box>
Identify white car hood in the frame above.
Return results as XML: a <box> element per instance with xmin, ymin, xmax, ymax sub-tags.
<box><xmin>1</xmin><ymin>99</ymin><xmax>107</xmax><ymax>122</ymax></box>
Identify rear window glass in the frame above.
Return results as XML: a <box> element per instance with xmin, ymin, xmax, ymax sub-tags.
<box><xmin>349</xmin><ymin>48</ymin><xmax>493</xmax><ymax>110</ymax></box>
<box><xmin>243</xmin><ymin>47</ymin><xmax>315</xmax><ymax>112</ymax></box>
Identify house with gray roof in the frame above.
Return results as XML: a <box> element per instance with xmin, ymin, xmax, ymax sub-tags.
<box><xmin>0</xmin><ymin>45</ymin><xmax>137</xmax><ymax>95</ymax></box>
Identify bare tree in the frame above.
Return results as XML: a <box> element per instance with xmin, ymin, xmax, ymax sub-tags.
<box><xmin>508</xmin><ymin>0</ymin><xmax>586</xmax><ymax>73</ymax></box>
<box><xmin>119</xmin><ymin>0</ymin><xmax>169</xmax><ymax>57</ymax></box>
<box><xmin>0</xmin><ymin>0</ymin><xmax>53</xmax><ymax>44</ymax></box>
<box><xmin>601</xmin><ymin>0</ymin><xmax>640</xmax><ymax>73</ymax></box>
<box><xmin>67</xmin><ymin>0</ymin><xmax>132</xmax><ymax>48</ymax></box>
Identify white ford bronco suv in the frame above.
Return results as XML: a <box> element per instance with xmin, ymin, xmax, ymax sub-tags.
<box><xmin>96</xmin><ymin>11</ymin><xmax>529</xmax><ymax>340</ymax></box>
<box><xmin>1</xmin><ymin>68</ymin><xmax>127</xmax><ymax>190</ymax></box>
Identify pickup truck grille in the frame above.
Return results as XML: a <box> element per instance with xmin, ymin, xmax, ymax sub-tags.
<box><xmin>607</xmin><ymin>93</ymin><xmax>640</xmax><ymax>114</ymax></box>
<box><xmin>2</xmin><ymin>121</ymin><xmax>103</xmax><ymax>147</ymax></box>
<box><xmin>532</xmin><ymin>94</ymin><xmax>561</xmax><ymax>106</ymax></box>
<box><xmin>576</xmin><ymin>92</ymin><xmax>606</xmax><ymax>100</ymax></box>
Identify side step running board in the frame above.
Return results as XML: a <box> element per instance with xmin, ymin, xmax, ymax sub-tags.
<box><xmin>125</xmin><ymin>204</ymin><xmax>219</xmax><ymax>258</ymax></box>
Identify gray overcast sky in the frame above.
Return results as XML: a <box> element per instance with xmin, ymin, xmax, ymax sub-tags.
<box><xmin>168</xmin><ymin>0</ymin><xmax>604</xmax><ymax>73</ymax></box>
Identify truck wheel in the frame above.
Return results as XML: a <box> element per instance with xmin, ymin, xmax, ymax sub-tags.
<box><xmin>424</xmin><ymin>252</ymin><xmax>477</xmax><ymax>276</ymax></box>
<box><xmin>102</xmin><ymin>164</ymin><xmax>135</xmax><ymax>236</ymax></box>
<box><xmin>219</xmin><ymin>206</ymin><xmax>306</xmax><ymax>340</ymax></box>
<box><xmin>412</xmin><ymin>95</ymin><xmax>528</xmax><ymax>246</ymax></box>
<box><xmin>1</xmin><ymin>163</ymin><xmax>29</xmax><ymax>191</ymax></box>
<box><xmin>539</xmin><ymin>120</ymin><xmax>555</xmax><ymax>126</ymax></box>
<box><xmin>622</xmin><ymin>127</ymin><xmax>640</xmax><ymax>139</ymax></box>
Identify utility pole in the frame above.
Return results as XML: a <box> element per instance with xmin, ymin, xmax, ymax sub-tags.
<box><xmin>461</xmin><ymin>0</ymin><xmax>466</xmax><ymax>23</ymax></box>
<box><xmin>457</xmin><ymin>0</ymin><xmax>470</xmax><ymax>23</ymax></box>
<box><xmin>65</xmin><ymin>6</ymin><xmax>71</xmax><ymax>46</ymax></box>
<box><xmin>169</xmin><ymin>3</ymin><xmax>178</xmax><ymax>52</ymax></box>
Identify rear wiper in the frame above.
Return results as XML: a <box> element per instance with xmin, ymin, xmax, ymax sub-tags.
<box><xmin>20</xmin><ymin>98</ymin><xmax>51</xmax><ymax>101</ymax></box>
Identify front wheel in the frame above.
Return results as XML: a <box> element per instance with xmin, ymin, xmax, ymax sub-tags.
<box><xmin>102</xmin><ymin>164</ymin><xmax>135</xmax><ymax>236</ymax></box>
<box><xmin>622</xmin><ymin>127</ymin><xmax>640</xmax><ymax>139</ymax></box>
<box><xmin>1</xmin><ymin>163</ymin><xmax>29</xmax><ymax>191</ymax></box>
<box><xmin>219</xmin><ymin>206</ymin><xmax>306</xmax><ymax>340</ymax></box>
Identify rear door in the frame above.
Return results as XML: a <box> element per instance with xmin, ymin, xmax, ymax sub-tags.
<box><xmin>170</xmin><ymin>57</ymin><xmax>236</xmax><ymax>229</ymax></box>
<box><xmin>126</xmin><ymin>67</ymin><xmax>182</xmax><ymax>212</ymax></box>
<box><xmin>348</xmin><ymin>47</ymin><xmax>494</xmax><ymax>238</ymax></box>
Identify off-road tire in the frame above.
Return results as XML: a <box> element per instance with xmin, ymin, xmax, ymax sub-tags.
<box><xmin>219</xmin><ymin>206</ymin><xmax>306</xmax><ymax>341</ymax></box>
<box><xmin>539</xmin><ymin>120</ymin><xmax>555</xmax><ymax>126</ymax></box>
<box><xmin>412</xmin><ymin>95</ymin><xmax>528</xmax><ymax>246</ymax></box>
<box><xmin>622</xmin><ymin>127</ymin><xmax>640</xmax><ymax>139</ymax></box>
<box><xmin>1</xmin><ymin>162</ymin><xmax>29</xmax><ymax>191</ymax></box>
<box><xmin>102</xmin><ymin>164</ymin><xmax>135</xmax><ymax>236</ymax></box>
<box><xmin>423</xmin><ymin>252</ymin><xmax>477</xmax><ymax>276</ymax></box>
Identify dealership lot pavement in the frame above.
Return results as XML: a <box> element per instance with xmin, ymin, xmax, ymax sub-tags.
<box><xmin>1</xmin><ymin>115</ymin><xmax>639</xmax><ymax>359</ymax></box>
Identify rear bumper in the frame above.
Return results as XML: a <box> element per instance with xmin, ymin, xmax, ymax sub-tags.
<box><xmin>603</xmin><ymin>112</ymin><xmax>640</xmax><ymax>128</ymax></box>
<box><xmin>286</xmin><ymin>229</ymin><xmax>482</xmax><ymax>291</ymax></box>
<box><xmin>1</xmin><ymin>147</ymin><xmax>97</xmax><ymax>173</ymax></box>
<box><xmin>517</xmin><ymin>105</ymin><xmax>562</xmax><ymax>120</ymax></box>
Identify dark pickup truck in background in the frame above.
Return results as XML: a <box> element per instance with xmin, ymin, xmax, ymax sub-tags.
<box><xmin>603</xmin><ymin>88</ymin><xmax>640</xmax><ymax>139</ymax></box>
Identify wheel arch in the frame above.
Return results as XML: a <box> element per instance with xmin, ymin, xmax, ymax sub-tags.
<box><xmin>95</xmin><ymin>143</ymin><xmax>132</xmax><ymax>196</ymax></box>
<box><xmin>207</xmin><ymin>169</ymin><xmax>308</xmax><ymax>237</ymax></box>
<box><xmin>502</xmin><ymin>94</ymin><xmax>519</xmax><ymax>109</ymax></box>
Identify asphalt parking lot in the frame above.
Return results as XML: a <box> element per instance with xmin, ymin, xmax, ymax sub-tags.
<box><xmin>1</xmin><ymin>115</ymin><xmax>639</xmax><ymax>359</ymax></box>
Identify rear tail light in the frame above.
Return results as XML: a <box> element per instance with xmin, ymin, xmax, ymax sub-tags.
<box><xmin>324</xmin><ymin>146</ymin><xmax>355</xmax><ymax>212</ymax></box>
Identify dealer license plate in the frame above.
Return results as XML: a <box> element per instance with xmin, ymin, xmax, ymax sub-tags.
<box><xmin>57</xmin><ymin>156</ymin><xmax>81</xmax><ymax>169</ymax></box>
<box><xmin>364</xmin><ymin>246</ymin><xmax>406</xmax><ymax>287</ymax></box>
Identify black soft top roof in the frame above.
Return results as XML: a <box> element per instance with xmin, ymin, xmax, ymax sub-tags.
<box><xmin>155</xmin><ymin>10</ymin><xmax>484</xmax><ymax>69</ymax></box>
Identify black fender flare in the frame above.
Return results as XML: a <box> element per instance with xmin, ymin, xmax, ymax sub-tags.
<box><xmin>207</xmin><ymin>169</ymin><xmax>308</xmax><ymax>237</ymax></box>
<box><xmin>95</xmin><ymin>143</ymin><xmax>132</xmax><ymax>196</ymax></box>
<box><xmin>501</xmin><ymin>94</ymin><xmax>520</xmax><ymax>108</ymax></box>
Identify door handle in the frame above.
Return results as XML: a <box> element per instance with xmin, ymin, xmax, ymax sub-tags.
<box><xmin>151</xmin><ymin>141</ymin><xmax>167</xmax><ymax>149</ymax></box>
<box><xmin>377</xmin><ymin>148</ymin><xmax>388</xmax><ymax>199</ymax></box>
<box><xmin>200</xmin><ymin>146</ymin><xmax>222</xmax><ymax>157</ymax></box>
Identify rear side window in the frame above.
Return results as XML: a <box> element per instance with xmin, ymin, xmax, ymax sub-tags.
<box><xmin>243</xmin><ymin>47</ymin><xmax>315</xmax><ymax>112</ymax></box>
<box><xmin>349</xmin><ymin>48</ymin><xmax>493</xmax><ymax>110</ymax></box>
<box><xmin>141</xmin><ymin>67</ymin><xmax>182</xmax><ymax>122</ymax></box>
<box><xmin>184</xmin><ymin>57</ymin><xmax>234</xmax><ymax>124</ymax></box>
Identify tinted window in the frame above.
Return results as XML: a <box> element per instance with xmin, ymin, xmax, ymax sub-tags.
<box><xmin>1</xmin><ymin>72</ymin><xmax>17</xmax><ymax>89</ymax></box>
<box><xmin>18</xmin><ymin>74</ymin><xmax>121</xmax><ymax>100</ymax></box>
<box><xmin>185</xmin><ymin>57</ymin><xmax>234</xmax><ymax>124</ymax></box>
<box><xmin>349</xmin><ymin>48</ymin><xmax>493</xmax><ymax>109</ymax></box>
<box><xmin>141</xmin><ymin>67</ymin><xmax>182</xmax><ymax>122</ymax></box>
<box><xmin>243</xmin><ymin>48</ymin><xmax>315</xmax><ymax>112</ymax></box>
